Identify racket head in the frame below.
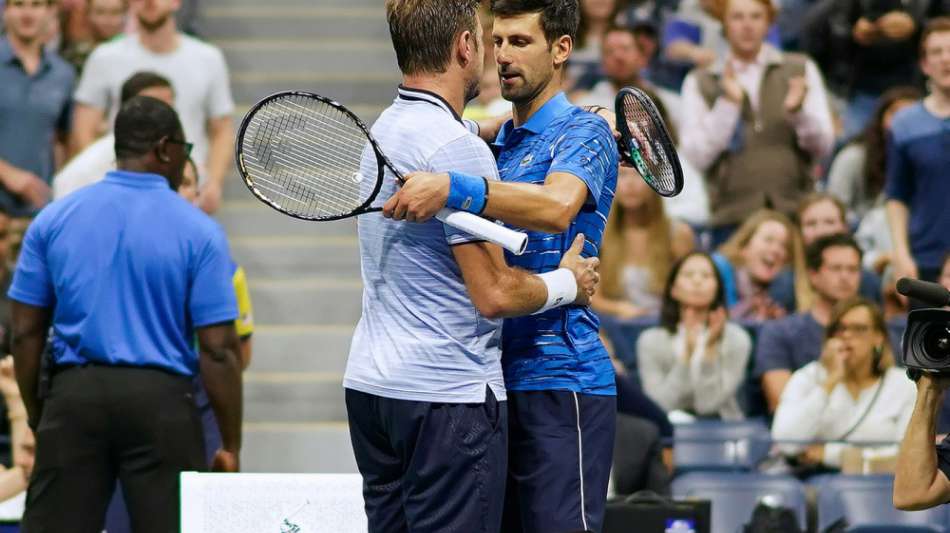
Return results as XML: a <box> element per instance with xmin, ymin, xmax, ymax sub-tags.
<box><xmin>235</xmin><ymin>91</ymin><xmax>391</xmax><ymax>221</ymax></box>
<box><xmin>615</xmin><ymin>87</ymin><xmax>685</xmax><ymax>198</ymax></box>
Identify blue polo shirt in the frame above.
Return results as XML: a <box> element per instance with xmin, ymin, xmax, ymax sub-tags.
<box><xmin>0</xmin><ymin>36</ymin><xmax>75</xmax><ymax>216</ymax></box>
<box><xmin>885</xmin><ymin>102</ymin><xmax>950</xmax><ymax>271</ymax></box>
<box><xmin>494</xmin><ymin>92</ymin><xmax>618</xmax><ymax>395</ymax></box>
<box><xmin>8</xmin><ymin>170</ymin><xmax>238</xmax><ymax>377</ymax></box>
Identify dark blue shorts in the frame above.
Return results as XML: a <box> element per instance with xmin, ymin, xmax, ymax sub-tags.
<box><xmin>345</xmin><ymin>387</ymin><xmax>507</xmax><ymax>533</ymax></box>
<box><xmin>502</xmin><ymin>390</ymin><xmax>616</xmax><ymax>533</ymax></box>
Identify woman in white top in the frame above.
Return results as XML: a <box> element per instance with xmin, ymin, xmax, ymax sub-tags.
<box><xmin>772</xmin><ymin>298</ymin><xmax>916</xmax><ymax>470</ymax></box>
<box><xmin>637</xmin><ymin>252</ymin><xmax>752</xmax><ymax>420</ymax></box>
<box><xmin>593</xmin><ymin>165</ymin><xmax>695</xmax><ymax>320</ymax></box>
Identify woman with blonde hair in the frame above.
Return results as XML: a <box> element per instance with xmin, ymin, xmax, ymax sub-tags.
<box><xmin>593</xmin><ymin>165</ymin><xmax>695</xmax><ymax>319</ymax></box>
<box><xmin>713</xmin><ymin>209</ymin><xmax>809</xmax><ymax>321</ymax></box>
<box><xmin>772</xmin><ymin>298</ymin><xmax>915</xmax><ymax>472</ymax></box>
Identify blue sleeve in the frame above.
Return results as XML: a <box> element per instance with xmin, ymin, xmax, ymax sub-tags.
<box><xmin>712</xmin><ymin>253</ymin><xmax>738</xmax><ymax>309</ymax></box>
<box><xmin>428</xmin><ymin>134</ymin><xmax>501</xmax><ymax>246</ymax></box>
<box><xmin>7</xmin><ymin>220</ymin><xmax>54</xmax><ymax>307</ymax></box>
<box><xmin>885</xmin><ymin>131</ymin><xmax>914</xmax><ymax>204</ymax></box>
<box><xmin>662</xmin><ymin>19</ymin><xmax>702</xmax><ymax>47</ymax></box>
<box><xmin>189</xmin><ymin>225</ymin><xmax>239</xmax><ymax>327</ymax></box>
<box><xmin>549</xmin><ymin>115</ymin><xmax>618</xmax><ymax>207</ymax></box>
<box><xmin>752</xmin><ymin>320</ymin><xmax>791</xmax><ymax>376</ymax></box>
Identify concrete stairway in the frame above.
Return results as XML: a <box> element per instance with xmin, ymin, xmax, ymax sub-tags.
<box><xmin>199</xmin><ymin>1</ymin><xmax>400</xmax><ymax>473</ymax></box>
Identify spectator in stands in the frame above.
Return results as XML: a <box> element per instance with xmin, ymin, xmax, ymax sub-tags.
<box><xmin>569</xmin><ymin>0</ymin><xmax>627</xmax><ymax>90</ymax></box>
<box><xmin>575</xmin><ymin>26</ymin><xmax>681</xmax><ymax>124</ymax></box>
<box><xmin>772</xmin><ymin>298</ymin><xmax>914</xmax><ymax>472</ymax></box>
<box><xmin>59</xmin><ymin>0</ymin><xmax>127</xmax><ymax>76</ymax></box>
<box><xmin>814</xmin><ymin>0</ymin><xmax>932</xmax><ymax>140</ymax></box>
<box><xmin>770</xmin><ymin>194</ymin><xmax>882</xmax><ymax>310</ymax></box>
<box><xmin>638</xmin><ymin>252</ymin><xmax>752</xmax><ymax>420</ymax></box>
<box><xmin>574</xmin><ymin>28</ymin><xmax>710</xmax><ymax>226</ymax></box>
<box><xmin>53</xmin><ymin>71</ymin><xmax>173</xmax><ymax>199</ymax></box>
<box><xmin>71</xmin><ymin>0</ymin><xmax>235</xmax><ymax>214</ymax></box>
<box><xmin>594</xmin><ymin>164</ymin><xmax>695</xmax><ymax>319</ymax></box>
<box><xmin>757</xmin><ymin>233</ymin><xmax>864</xmax><ymax>413</ymax></box>
<box><xmin>826</xmin><ymin>86</ymin><xmax>921</xmax><ymax>225</ymax></box>
<box><xmin>713</xmin><ymin>209</ymin><xmax>808</xmax><ymax>322</ymax></box>
<box><xmin>0</xmin><ymin>357</ymin><xmax>30</xmax><ymax>501</ymax></box>
<box><xmin>0</xmin><ymin>0</ymin><xmax>74</xmax><ymax>216</ymax></box>
<box><xmin>680</xmin><ymin>0</ymin><xmax>835</xmax><ymax>247</ymax></box>
<box><xmin>886</xmin><ymin>18</ymin><xmax>950</xmax><ymax>290</ymax></box>
<box><xmin>8</xmin><ymin>96</ymin><xmax>242</xmax><ymax>531</ymax></box>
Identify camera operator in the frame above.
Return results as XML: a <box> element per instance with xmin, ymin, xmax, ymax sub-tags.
<box><xmin>894</xmin><ymin>373</ymin><xmax>950</xmax><ymax>510</ymax></box>
<box><xmin>894</xmin><ymin>255</ymin><xmax>950</xmax><ymax>510</ymax></box>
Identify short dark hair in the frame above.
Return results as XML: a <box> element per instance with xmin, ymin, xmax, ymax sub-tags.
<box><xmin>114</xmin><ymin>96</ymin><xmax>183</xmax><ymax>160</ymax></box>
<box><xmin>805</xmin><ymin>233</ymin><xmax>863</xmax><ymax>271</ymax></box>
<box><xmin>921</xmin><ymin>17</ymin><xmax>950</xmax><ymax>58</ymax></box>
<box><xmin>120</xmin><ymin>71</ymin><xmax>173</xmax><ymax>105</ymax></box>
<box><xmin>659</xmin><ymin>252</ymin><xmax>727</xmax><ymax>334</ymax></box>
<box><xmin>491</xmin><ymin>0</ymin><xmax>580</xmax><ymax>44</ymax></box>
<box><xmin>385</xmin><ymin>0</ymin><xmax>481</xmax><ymax>75</ymax></box>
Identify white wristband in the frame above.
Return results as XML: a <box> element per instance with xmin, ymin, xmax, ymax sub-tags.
<box><xmin>533</xmin><ymin>268</ymin><xmax>578</xmax><ymax>315</ymax></box>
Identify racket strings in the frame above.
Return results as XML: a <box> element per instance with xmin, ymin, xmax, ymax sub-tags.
<box><xmin>239</xmin><ymin>94</ymin><xmax>374</xmax><ymax>219</ymax></box>
<box><xmin>621</xmin><ymin>93</ymin><xmax>678</xmax><ymax>195</ymax></box>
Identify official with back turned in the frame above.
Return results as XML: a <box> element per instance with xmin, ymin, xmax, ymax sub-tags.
<box><xmin>7</xmin><ymin>96</ymin><xmax>243</xmax><ymax>533</ymax></box>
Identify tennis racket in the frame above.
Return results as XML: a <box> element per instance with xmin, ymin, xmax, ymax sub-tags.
<box><xmin>235</xmin><ymin>91</ymin><xmax>528</xmax><ymax>255</ymax></box>
<box><xmin>615</xmin><ymin>87</ymin><xmax>684</xmax><ymax>198</ymax></box>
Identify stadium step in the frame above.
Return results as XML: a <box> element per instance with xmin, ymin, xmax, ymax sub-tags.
<box><xmin>200</xmin><ymin>1</ymin><xmax>399</xmax><ymax>472</ymax></box>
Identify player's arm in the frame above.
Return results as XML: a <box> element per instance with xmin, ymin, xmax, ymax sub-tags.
<box><xmin>452</xmin><ymin>234</ymin><xmax>598</xmax><ymax>319</ymax></box>
<box><xmin>385</xmin><ymin>119</ymin><xmax>614</xmax><ymax>233</ymax></box>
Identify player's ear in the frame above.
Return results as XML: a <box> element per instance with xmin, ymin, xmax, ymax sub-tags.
<box><xmin>552</xmin><ymin>35</ymin><xmax>573</xmax><ymax>68</ymax></box>
<box><xmin>458</xmin><ymin>29</ymin><xmax>476</xmax><ymax>68</ymax></box>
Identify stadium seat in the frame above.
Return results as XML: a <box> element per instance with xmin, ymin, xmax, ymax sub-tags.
<box><xmin>598</xmin><ymin>314</ymin><xmax>659</xmax><ymax>377</ymax></box>
<box><xmin>672</xmin><ymin>472</ymin><xmax>807</xmax><ymax>533</ymax></box>
<box><xmin>672</xmin><ymin>419</ymin><xmax>771</xmax><ymax>473</ymax></box>
<box><xmin>815</xmin><ymin>475</ymin><xmax>948</xmax><ymax>532</ymax></box>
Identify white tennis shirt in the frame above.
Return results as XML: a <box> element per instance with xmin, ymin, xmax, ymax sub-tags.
<box><xmin>343</xmin><ymin>86</ymin><xmax>505</xmax><ymax>404</ymax></box>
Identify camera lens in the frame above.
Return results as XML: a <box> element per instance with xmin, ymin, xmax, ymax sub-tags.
<box><xmin>923</xmin><ymin>325</ymin><xmax>950</xmax><ymax>360</ymax></box>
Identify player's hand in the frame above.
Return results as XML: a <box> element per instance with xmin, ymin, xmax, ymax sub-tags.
<box><xmin>3</xmin><ymin>167</ymin><xmax>49</xmax><ymax>208</ymax></box>
<box><xmin>211</xmin><ymin>448</ymin><xmax>240</xmax><ymax>473</ymax></box>
<box><xmin>198</xmin><ymin>181</ymin><xmax>223</xmax><ymax>214</ymax></box>
<box><xmin>585</xmin><ymin>106</ymin><xmax>619</xmax><ymax>140</ymax></box>
<box><xmin>383</xmin><ymin>171</ymin><xmax>449</xmax><ymax>223</ymax></box>
<box><xmin>784</xmin><ymin>76</ymin><xmax>808</xmax><ymax>115</ymax></box>
<box><xmin>853</xmin><ymin>17</ymin><xmax>879</xmax><ymax>46</ymax></box>
<box><xmin>877</xmin><ymin>11</ymin><xmax>915</xmax><ymax>41</ymax></box>
<box><xmin>559</xmin><ymin>234</ymin><xmax>600</xmax><ymax>306</ymax></box>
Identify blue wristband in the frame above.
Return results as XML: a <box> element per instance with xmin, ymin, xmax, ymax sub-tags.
<box><xmin>447</xmin><ymin>171</ymin><xmax>487</xmax><ymax>214</ymax></box>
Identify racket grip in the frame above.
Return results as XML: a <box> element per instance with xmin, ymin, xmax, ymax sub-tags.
<box><xmin>436</xmin><ymin>208</ymin><xmax>528</xmax><ymax>256</ymax></box>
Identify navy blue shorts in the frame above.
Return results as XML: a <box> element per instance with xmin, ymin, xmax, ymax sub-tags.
<box><xmin>345</xmin><ymin>387</ymin><xmax>507</xmax><ymax>533</ymax></box>
<box><xmin>502</xmin><ymin>390</ymin><xmax>616</xmax><ymax>533</ymax></box>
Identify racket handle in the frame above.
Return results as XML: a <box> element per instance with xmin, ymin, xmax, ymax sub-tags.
<box><xmin>436</xmin><ymin>208</ymin><xmax>528</xmax><ymax>256</ymax></box>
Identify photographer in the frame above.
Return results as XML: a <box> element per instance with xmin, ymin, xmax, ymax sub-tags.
<box><xmin>893</xmin><ymin>253</ymin><xmax>950</xmax><ymax>510</ymax></box>
<box><xmin>894</xmin><ymin>374</ymin><xmax>950</xmax><ymax>510</ymax></box>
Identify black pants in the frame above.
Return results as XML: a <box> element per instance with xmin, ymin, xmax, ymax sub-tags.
<box><xmin>21</xmin><ymin>365</ymin><xmax>206</xmax><ymax>533</ymax></box>
<box><xmin>345</xmin><ymin>387</ymin><xmax>508</xmax><ymax>533</ymax></box>
<box><xmin>502</xmin><ymin>390</ymin><xmax>616</xmax><ymax>533</ymax></box>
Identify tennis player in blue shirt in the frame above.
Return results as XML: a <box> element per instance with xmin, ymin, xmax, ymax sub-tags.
<box><xmin>385</xmin><ymin>1</ymin><xmax>619</xmax><ymax>531</ymax></box>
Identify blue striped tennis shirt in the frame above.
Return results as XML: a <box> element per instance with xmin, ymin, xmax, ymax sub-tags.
<box><xmin>494</xmin><ymin>92</ymin><xmax>618</xmax><ymax>395</ymax></box>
